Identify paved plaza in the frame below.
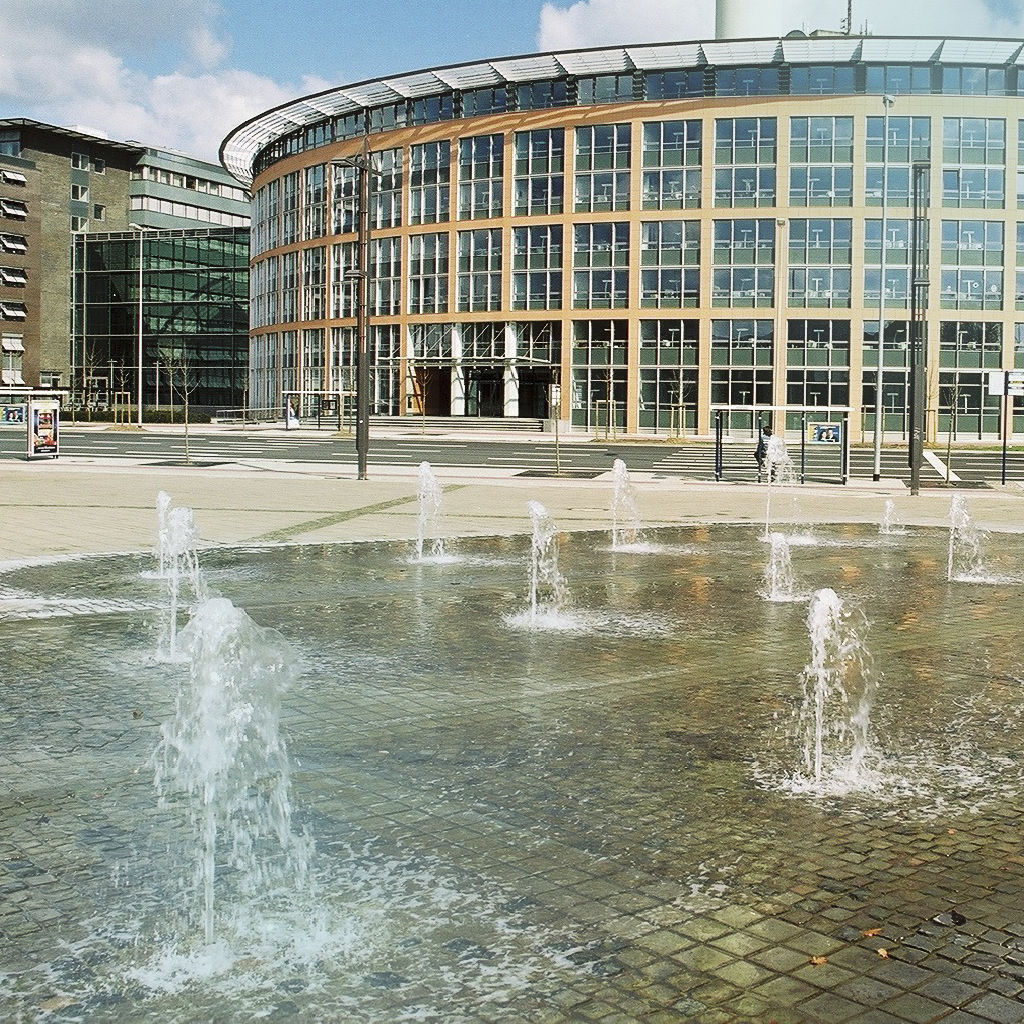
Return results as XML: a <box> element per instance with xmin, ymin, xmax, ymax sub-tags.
<box><xmin>1</xmin><ymin>438</ymin><xmax>1024</xmax><ymax>1023</ymax></box>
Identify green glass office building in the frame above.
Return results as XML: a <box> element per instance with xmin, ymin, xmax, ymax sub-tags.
<box><xmin>73</xmin><ymin>227</ymin><xmax>250</xmax><ymax>413</ymax></box>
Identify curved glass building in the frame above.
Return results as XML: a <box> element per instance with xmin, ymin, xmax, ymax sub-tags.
<box><xmin>221</xmin><ymin>32</ymin><xmax>1024</xmax><ymax>440</ymax></box>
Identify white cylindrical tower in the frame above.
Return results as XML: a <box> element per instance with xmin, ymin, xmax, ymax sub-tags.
<box><xmin>716</xmin><ymin>0</ymin><xmax>785</xmax><ymax>38</ymax></box>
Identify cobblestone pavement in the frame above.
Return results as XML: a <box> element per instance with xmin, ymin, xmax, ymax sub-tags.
<box><xmin>1</xmin><ymin>458</ymin><xmax>1024</xmax><ymax>1023</ymax></box>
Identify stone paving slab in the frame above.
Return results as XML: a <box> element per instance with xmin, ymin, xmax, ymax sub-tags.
<box><xmin>1</xmin><ymin>448</ymin><xmax>1024</xmax><ymax>1022</ymax></box>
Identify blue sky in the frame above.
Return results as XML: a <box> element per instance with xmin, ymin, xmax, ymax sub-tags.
<box><xmin>1</xmin><ymin>0</ymin><xmax>1022</xmax><ymax>168</ymax></box>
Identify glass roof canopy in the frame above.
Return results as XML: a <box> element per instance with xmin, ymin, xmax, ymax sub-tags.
<box><xmin>219</xmin><ymin>35</ymin><xmax>1024</xmax><ymax>185</ymax></box>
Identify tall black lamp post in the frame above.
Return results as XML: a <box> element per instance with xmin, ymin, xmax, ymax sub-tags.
<box><xmin>336</xmin><ymin>143</ymin><xmax>372</xmax><ymax>480</ymax></box>
<box><xmin>909</xmin><ymin>160</ymin><xmax>930</xmax><ymax>496</ymax></box>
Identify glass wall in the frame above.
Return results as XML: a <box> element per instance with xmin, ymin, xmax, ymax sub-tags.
<box><xmin>74</xmin><ymin>228</ymin><xmax>249</xmax><ymax>412</ymax></box>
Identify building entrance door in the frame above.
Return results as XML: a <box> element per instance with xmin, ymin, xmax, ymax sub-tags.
<box><xmin>518</xmin><ymin>369</ymin><xmax>552</xmax><ymax>418</ymax></box>
<box><xmin>465</xmin><ymin>368</ymin><xmax>503</xmax><ymax>416</ymax></box>
<box><xmin>412</xmin><ymin>367</ymin><xmax>451</xmax><ymax>415</ymax></box>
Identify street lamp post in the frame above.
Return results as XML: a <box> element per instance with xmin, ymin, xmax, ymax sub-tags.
<box><xmin>872</xmin><ymin>94</ymin><xmax>895</xmax><ymax>481</ymax></box>
<box><xmin>335</xmin><ymin>143</ymin><xmax>372</xmax><ymax>479</ymax></box>
<box><xmin>909</xmin><ymin>160</ymin><xmax>930</xmax><ymax>496</ymax></box>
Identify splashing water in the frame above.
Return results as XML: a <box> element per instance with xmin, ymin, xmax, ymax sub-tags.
<box><xmin>414</xmin><ymin>462</ymin><xmax>448</xmax><ymax>561</ymax></box>
<box><xmin>611</xmin><ymin>459</ymin><xmax>642</xmax><ymax>549</ymax></box>
<box><xmin>525</xmin><ymin>500</ymin><xmax>570</xmax><ymax>624</ymax></box>
<box><xmin>879</xmin><ymin>498</ymin><xmax>905</xmax><ymax>536</ymax></box>
<box><xmin>762</xmin><ymin>532</ymin><xmax>798</xmax><ymax>602</ymax></box>
<box><xmin>795</xmin><ymin>588</ymin><xmax>879</xmax><ymax>792</ymax></box>
<box><xmin>153</xmin><ymin>597</ymin><xmax>312</xmax><ymax>945</ymax></box>
<box><xmin>155</xmin><ymin>491</ymin><xmax>173</xmax><ymax>577</ymax></box>
<box><xmin>161</xmin><ymin>505</ymin><xmax>208</xmax><ymax>660</ymax></box>
<box><xmin>948</xmin><ymin>494</ymin><xmax>987</xmax><ymax>581</ymax></box>
<box><xmin>763</xmin><ymin>435</ymin><xmax>798</xmax><ymax>539</ymax></box>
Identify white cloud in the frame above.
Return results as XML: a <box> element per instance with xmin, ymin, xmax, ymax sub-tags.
<box><xmin>538</xmin><ymin>0</ymin><xmax>713</xmax><ymax>50</ymax></box>
<box><xmin>537</xmin><ymin>0</ymin><xmax>1024</xmax><ymax>48</ymax></box>
<box><xmin>0</xmin><ymin>0</ymin><xmax>309</xmax><ymax>166</ymax></box>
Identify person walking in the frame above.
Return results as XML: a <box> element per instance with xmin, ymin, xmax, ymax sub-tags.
<box><xmin>755</xmin><ymin>426</ymin><xmax>771</xmax><ymax>481</ymax></box>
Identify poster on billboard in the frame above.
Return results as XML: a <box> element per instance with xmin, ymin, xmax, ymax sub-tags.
<box><xmin>27</xmin><ymin>399</ymin><xmax>59</xmax><ymax>458</ymax></box>
<box><xmin>807</xmin><ymin>421</ymin><xmax>842</xmax><ymax>444</ymax></box>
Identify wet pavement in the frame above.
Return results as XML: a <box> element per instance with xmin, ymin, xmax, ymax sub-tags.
<box><xmin>1</xmin><ymin>454</ymin><xmax>1024</xmax><ymax>1023</ymax></box>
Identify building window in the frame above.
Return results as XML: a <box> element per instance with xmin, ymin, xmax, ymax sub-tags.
<box><xmin>281</xmin><ymin>251</ymin><xmax>299</xmax><ymax>323</ymax></box>
<box><xmin>260</xmin><ymin>179</ymin><xmax>280</xmax><ymax>252</ymax></box>
<box><xmin>71</xmin><ymin>183</ymin><xmax>89</xmax><ymax>203</ymax></box>
<box><xmin>409</xmin><ymin>94</ymin><xmax>455</xmax><ymax>127</ymax></box>
<box><xmin>643</xmin><ymin>70</ymin><xmax>705</xmax><ymax>100</ymax></box>
<box><xmin>574</xmin><ymin>124</ymin><xmax>631</xmax><ymax>213</ymax></box>
<box><xmin>282</xmin><ymin>171</ymin><xmax>300</xmax><ymax>245</ymax></box>
<box><xmin>791</xmin><ymin>65</ymin><xmax>857</xmax><ymax>95</ymax></box>
<box><xmin>331</xmin><ymin>163</ymin><xmax>358</xmax><ymax>235</ymax></box>
<box><xmin>1</xmin><ymin>232</ymin><xmax>28</xmax><ymax>253</ymax></box>
<box><xmin>410</xmin><ymin>322</ymin><xmax>452</xmax><ymax>359</ymax></box>
<box><xmin>715</xmin><ymin>66</ymin><xmax>781</xmax><ymax>96</ymax></box>
<box><xmin>0</xmin><ymin>198</ymin><xmax>28</xmax><ymax>220</ymax></box>
<box><xmin>642</xmin><ymin>120</ymin><xmax>701</xmax><ymax>210</ymax></box>
<box><xmin>457</xmin><ymin>228</ymin><xmax>502</xmax><ymax>312</ymax></box>
<box><xmin>458</xmin><ymin>134</ymin><xmax>503</xmax><ymax>219</ymax></box>
<box><xmin>863</xmin><ymin>218</ymin><xmax>912</xmax><ymax>308</ymax></box>
<box><xmin>0</xmin><ymin>301</ymin><xmax>27</xmax><ymax>321</ymax></box>
<box><xmin>716</xmin><ymin>119</ymin><xmax>777</xmax><ymax>204</ymax></box>
<box><xmin>514</xmin><ymin>129</ymin><xmax>565</xmax><ymax>216</ymax></box>
<box><xmin>571</xmin><ymin>319</ymin><xmax>628</xmax><ymax>429</ymax></box>
<box><xmin>1015</xmin><ymin>223</ymin><xmax>1024</xmax><ymax>310</ymax></box>
<box><xmin>370</xmin><ymin>236</ymin><xmax>401</xmax><ymax>316</ymax></box>
<box><xmin>0</xmin><ymin>266</ymin><xmax>27</xmax><ymax>287</ymax></box>
<box><xmin>0</xmin><ymin>130</ymin><xmax>22</xmax><ymax>158</ymax></box>
<box><xmin>1</xmin><ymin>332</ymin><xmax>25</xmax><ymax>384</ymax></box>
<box><xmin>462</xmin><ymin>86</ymin><xmax>509</xmax><ymax>117</ymax></box>
<box><xmin>578</xmin><ymin>74</ymin><xmax>634</xmax><ymax>105</ymax></box>
<box><xmin>515</xmin><ymin>320</ymin><xmax>561</xmax><ymax>365</ymax></box>
<box><xmin>864</xmin><ymin>65</ymin><xmax>932</xmax><ymax>95</ymax></box>
<box><xmin>409</xmin><ymin>141</ymin><xmax>451</xmax><ymax>226</ymax></box>
<box><xmin>71</xmin><ymin>152</ymin><xmax>89</xmax><ymax>170</ymax></box>
<box><xmin>511</xmin><ymin>224</ymin><xmax>563</xmax><ymax>310</ymax></box>
<box><xmin>789</xmin><ymin>117</ymin><xmax>853</xmax><ymax>208</ymax></box>
<box><xmin>710</xmin><ymin>319</ymin><xmax>774</xmax><ymax>421</ymax></box>
<box><xmin>371</xmin><ymin>148</ymin><xmax>403</xmax><ymax>230</ymax></box>
<box><xmin>517</xmin><ymin>80</ymin><xmax>570</xmax><ymax>111</ymax></box>
<box><xmin>92</xmin><ymin>204</ymin><xmax>105</xmax><ymax>222</ymax></box>
<box><xmin>942</xmin><ymin>66</ymin><xmax>1006</xmax><ymax>95</ymax></box>
<box><xmin>640</xmin><ymin>220</ymin><xmax>699</xmax><ymax>308</ymax></box>
<box><xmin>408</xmin><ymin>232</ymin><xmax>449</xmax><ymax>314</ymax></box>
<box><xmin>300</xmin><ymin>246</ymin><xmax>326</xmax><ymax>321</ymax></box>
<box><xmin>786</xmin><ymin>319</ymin><xmax>851</xmax><ymax>411</ymax></box>
<box><xmin>303</xmin><ymin>164</ymin><xmax>327</xmax><ymax>240</ymax></box>
<box><xmin>788</xmin><ymin>219</ymin><xmax>852</xmax><ymax>308</ymax></box>
<box><xmin>639</xmin><ymin>319</ymin><xmax>700</xmax><ymax>431</ymax></box>
<box><xmin>940</xmin><ymin>219</ymin><xmax>1003</xmax><ymax>310</ymax></box>
<box><xmin>861</xmin><ymin>318</ymin><xmax>911</xmax><ymax>434</ymax></box>
<box><xmin>712</xmin><ymin>219</ymin><xmax>775</xmax><ymax>308</ymax></box>
<box><xmin>369</xmin><ymin>102</ymin><xmax>408</xmax><ymax>134</ymax></box>
<box><xmin>70</xmin><ymin>217</ymin><xmax>88</xmax><ymax>233</ymax></box>
<box><xmin>938</xmin><ymin>321</ymin><xmax>1003</xmax><ymax>437</ymax></box>
<box><xmin>942</xmin><ymin>166</ymin><xmax>1005</xmax><ymax>209</ymax></box>
<box><xmin>573</xmin><ymin>222</ymin><xmax>630</xmax><ymax>309</ymax></box>
<box><xmin>943</xmin><ymin>117</ymin><xmax>1005</xmax><ymax>164</ymax></box>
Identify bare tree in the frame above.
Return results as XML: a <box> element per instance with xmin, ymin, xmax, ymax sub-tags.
<box><xmin>163</xmin><ymin>350</ymin><xmax>200</xmax><ymax>464</ymax></box>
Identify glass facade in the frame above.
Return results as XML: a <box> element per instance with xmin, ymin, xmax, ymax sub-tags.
<box><xmin>73</xmin><ymin>228</ymin><xmax>249</xmax><ymax>412</ymax></box>
<box><xmin>234</xmin><ymin>37</ymin><xmax>1024</xmax><ymax>439</ymax></box>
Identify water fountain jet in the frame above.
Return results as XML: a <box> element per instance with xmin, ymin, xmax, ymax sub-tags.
<box><xmin>153</xmin><ymin>597</ymin><xmax>311</xmax><ymax>944</ymax></box>
<box><xmin>796</xmin><ymin>588</ymin><xmax>878</xmax><ymax>791</ymax></box>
